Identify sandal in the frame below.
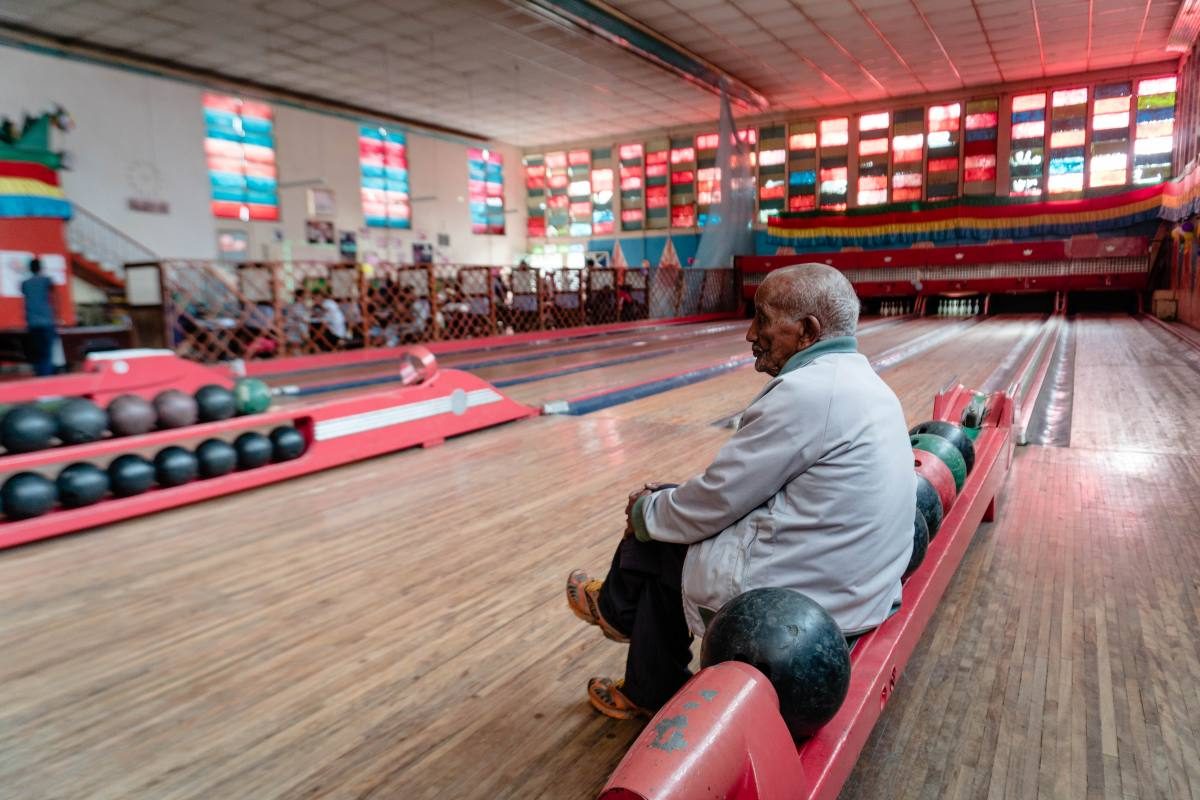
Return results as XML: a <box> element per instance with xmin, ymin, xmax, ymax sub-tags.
<box><xmin>565</xmin><ymin>569</ymin><xmax>629</xmax><ymax>643</ymax></box>
<box><xmin>587</xmin><ymin>677</ymin><xmax>649</xmax><ymax>720</ymax></box>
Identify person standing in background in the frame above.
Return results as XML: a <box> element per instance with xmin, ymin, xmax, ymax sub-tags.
<box><xmin>21</xmin><ymin>258</ymin><xmax>59</xmax><ymax>377</ymax></box>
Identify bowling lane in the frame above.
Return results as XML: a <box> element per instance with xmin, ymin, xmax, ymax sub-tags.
<box><xmin>1071</xmin><ymin>314</ymin><xmax>1200</xmax><ymax>455</ymax></box>
<box><xmin>0</xmin><ymin>315</ymin><xmax>1056</xmax><ymax>800</ymax></box>
<box><xmin>591</xmin><ymin>315</ymin><xmax>967</xmax><ymax>426</ymax></box>
<box><xmin>269</xmin><ymin>321</ymin><xmax>754</xmax><ymax>409</ymax></box>
<box><xmin>885</xmin><ymin>313</ymin><xmax>1046</xmax><ymax>423</ymax></box>
<box><xmin>260</xmin><ymin>319</ymin><xmax>747</xmax><ymax>394</ymax></box>
<box><xmin>499</xmin><ymin>316</ymin><xmax>942</xmax><ymax>408</ymax></box>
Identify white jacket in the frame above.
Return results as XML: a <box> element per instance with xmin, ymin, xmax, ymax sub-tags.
<box><xmin>632</xmin><ymin>336</ymin><xmax>915</xmax><ymax>637</ymax></box>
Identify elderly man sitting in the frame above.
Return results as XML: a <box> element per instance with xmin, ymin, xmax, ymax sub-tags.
<box><xmin>567</xmin><ymin>263</ymin><xmax>915</xmax><ymax>719</ymax></box>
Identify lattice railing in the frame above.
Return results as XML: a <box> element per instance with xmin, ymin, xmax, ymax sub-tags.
<box><xmin>156</xmin><ymin>261</ymin><xmax>739</xmax><ymax>363</ymax></box>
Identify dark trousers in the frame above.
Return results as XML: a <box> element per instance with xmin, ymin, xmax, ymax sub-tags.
<box><xmin>597</xmin><ymin>537</ymin><xmax>694</xmax><ymax>710</ymax></box>
<box><xmin>26</xmin><ymin>326</ymin><xmax>57</xmax><ymax>376</ymax></box>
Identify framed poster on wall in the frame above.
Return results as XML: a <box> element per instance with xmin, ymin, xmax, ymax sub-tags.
<box><xmin>305</xmin><ymin>219</ymin><xmax>335</xmax><ymax>244</ymax></box>
<box><xmin>217</xmin><ymin>230</ymin><xmax>249</xmax><ymax>263</ymax></box>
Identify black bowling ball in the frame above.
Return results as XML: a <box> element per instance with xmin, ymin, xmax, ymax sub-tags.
<box><xmin>915</xmin><ymin>474</ymin><xmax>943</xmax><ymax>539</ymax></box>
<box><xmin>1</xmin><ymin>471</ymin><xmax>58</xmax><ymax>519</ymax></box>
<box><xmin>108</xmin><ymin>454</ymin><xmax>155</xmax><ymax>497</ymax></box>
<box><xmin>56</xmin><ymin>462</ymin><xmax>109</xmax><ymax>508</ymax></box>
<box><xmin>195</xmin><ymin>438</ymin><xmax>236</xmax><ymax>479</ymax></box>
<box><xmin>56</xmin><ymin>398</ymin><xmax>109</xmax><ymax>445</ymax></box>
<box><xmin>1</xmin><ymin>405</ymin><xmax>57</xmax><ymax>453</ymax></box>
<box><xmin>154</xmin><ymin>446</ymin><xmax>199</xmax><ymax>488</ymax></box>
<box><xmin>905</xmin><ymin>507</ymin><xmax>930</xmax><ymax>580</ymax></box>
<box><xmin>700</xmin><ymin>587</ymin><xmax>851</xmax><ymax>740</ymax></box>
<box><xmin>269</xmin><ymin>426</ymin><xmax>306</xmax><ymax>462</ymax></box>
<box><xmin>234</xmin><ymin>432</ymin><xmax>273</xmax><ymax>470</ymax></box>
<box><xmin>195</xmin><ymin>384</ymin><xmax>236</xmax><ymax>422</ymax></box>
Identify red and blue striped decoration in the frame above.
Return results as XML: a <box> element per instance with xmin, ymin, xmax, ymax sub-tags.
<box><xmin>203</xmin><ymin>93</ymin><xmax>278</xmax><ymax>221</ymax></box>
<box><xmin>360</xmin><ymin>126</ymin><xmax>410</xmax><ymax>229</ymax></box>
<box><xmin>468</xmin><ymin>147</ymin><xmax>504</xmax><ymax>235</ymax></box>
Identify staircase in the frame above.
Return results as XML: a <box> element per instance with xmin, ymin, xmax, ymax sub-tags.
<box><xmin>65</xmin><ymin>205</ymin><xmax>158</xmax><ymax>282</ymax></box>
<box><xmin>70</xmin><ymin>251</ymin><xmax>125</xmax><ymax>293</ymax></box>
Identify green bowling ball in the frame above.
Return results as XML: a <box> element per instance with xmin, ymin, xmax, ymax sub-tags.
<box><xmin>910</xmin><ymin>433</ymin><xmax>967</xmax><ymax>492</ymax></box>
<box><xmin>234</xmin><ymin>379</ymin><xmax>272</xmax><ymax>415</ymax></box>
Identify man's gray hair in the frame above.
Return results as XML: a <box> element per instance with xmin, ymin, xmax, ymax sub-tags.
<box><xmin>760</xmin><ymin>263</ymin><xmax>860</xmax><ymax>338</ymax></box>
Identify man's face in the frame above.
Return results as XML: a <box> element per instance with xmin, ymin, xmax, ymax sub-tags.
<box><xmin>745</xmin><ymin>284</ymin><xmax>813</xmax><ymax>376</ymax></box>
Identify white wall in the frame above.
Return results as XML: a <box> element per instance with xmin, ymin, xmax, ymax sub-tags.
<box><xmin>0</xmin><ymin>43</ymin><xmax>526</xmax><ymax>265</ymax></box>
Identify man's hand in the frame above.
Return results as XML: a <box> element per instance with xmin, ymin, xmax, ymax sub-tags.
<box><xmin>624</xmin><ymin>489</ymin><xmax>652</xmax><ymax>537</ymax></box>
<box><xmin>623</xmin><ymin>483</ymin><xmax>677</xmax><ymax>538</ymax></box>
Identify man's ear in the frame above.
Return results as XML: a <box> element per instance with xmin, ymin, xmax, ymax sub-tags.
<box><xmin>801</xmin><ymin>315</ymin><xmax>822</xmax><ymax>345</ymax></box>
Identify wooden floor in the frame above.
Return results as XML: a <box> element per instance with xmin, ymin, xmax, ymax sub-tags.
<box><xmin>843</xmin><ymin>315</ymin><xmax>1200</xmax><ymax>800</ymax></box>
<box><xmin>2</xmin><ymin>314</ymin><xmax>1196</xmax><ymax>798</ymax></box>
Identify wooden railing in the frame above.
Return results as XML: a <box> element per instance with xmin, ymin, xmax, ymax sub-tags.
<box><xmin>134</xmin><ymin>261</ymin><xmax>738</xmax><ymax>363</ymax></box>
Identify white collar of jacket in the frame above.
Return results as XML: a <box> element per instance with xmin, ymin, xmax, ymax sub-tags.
<box><xmin>778</xmin><ymin>335</ymin><xmax>859</xmax><ymax>376</ymax></box>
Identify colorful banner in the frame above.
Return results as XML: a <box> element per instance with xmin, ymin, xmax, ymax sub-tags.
<box><xmin>360</xmin><ymin>126</ymin><xmax>410</xmax><ymax>230</ymax></box>
<box><xmin>467</xmin><ymin>147</ymin><xmax>504</xmax><ymax>235</ymax></box>
<box><xmin>203</xmin><ymin>93</ymin><xmax>279</xmax><ymax>222</ymax></box>
<box><xmin>0</xmin><ymin>160</ymin><xmax>70</xmax><ymax>219</ymax></box>
<box><xmin>1161</xmin><ymin>165</ymin><xmax>1200</xmax><ymax>221</ymax></box>
<box><xmin>766</xmin><ymin>184</ymin><xmax>1167</xmax><ymax>249</ymax></box>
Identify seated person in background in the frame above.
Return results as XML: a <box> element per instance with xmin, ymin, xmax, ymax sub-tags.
<box><xmin>309</xmin><ymin>289</ymin><xmax>347</xmax><ymax>350</ymax></box>
<box><xmin>395</xmin><ymin>287</ymin><xmax>431</xmax><ymax>343</ymax></box>
<box><xmin>283</xmin><ymin>289</ymin><xmax>309</xmax><ymax>351</ymax></box>
<box><xmin>244</xmin><ymin>301</ymin><xmax>278</xmax><ymax>358</ymax></box>
<box><xmin>566</xmin><ymin>264</ymin><xmax>915</xmax><ymax>719</ymax></box>
<box><xmin>340</xmin><ymin>296</ymin><xmax>364</xmax><ymax>348</ymax></box>
<box><xmin>492</xmin><ymin>269</ymin><xmax>512</xmax><ymax>333</ymax></box>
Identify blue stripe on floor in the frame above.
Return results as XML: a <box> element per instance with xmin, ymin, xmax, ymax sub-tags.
<box><xmin>560</xmin><ymin>356</ymin><xmax>754</xmax><ymax>415</ymax></box>
<box><xmin>492</xmin><ymin>338</ymin><xmax>737</xmax><ymax>388</ymax></box>
<box><xmin>282</xmin><ymin>322</ymin><xmax>744</xmax><ymax>397</ymax></box>
<box><xmin>453</xmin><ymin>321</ymin><xmax>742</xmax><ymax>371</ymax></box>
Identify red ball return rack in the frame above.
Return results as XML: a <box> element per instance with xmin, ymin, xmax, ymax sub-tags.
<box><xmin>0</xmin><ymin>348</ymin><xmax>537</xmax><ymax>550</ymax></box>
<box><xmin>599</xmin><ymin>384</ymin><xmax>1015</xmax><ymax>800</ymax></box>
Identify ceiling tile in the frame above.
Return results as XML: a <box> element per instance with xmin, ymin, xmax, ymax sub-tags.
<box><xmin>6</xmin><ymin>0</ymin><xmax>1181</xmax><ymax>147</ymax></box>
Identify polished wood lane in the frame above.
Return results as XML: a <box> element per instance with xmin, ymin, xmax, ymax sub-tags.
<box><xmin>0</xmin><ymin>414</ymin><xmax>722</xmax><ymax>799</ymax></box>
<box><xmin>0</xmin><ymin>315</ymin><xmax>1074</xmax><ymax>799</ymax></box>
<box><xmin>1070</xmin><ymin>315</ymin><xmax>1200</xmax><ymax>455</ymax></box>
<box><xmin>593</xmin><ymin>316</ymin><xmax>1037</xmax><ymax>429</ymax></box>
<box><xmin>269</xmin><ymin>320</ymin><xmax>747</xmax><ymax>392</ymax></box>
<box><xmin>843</xmin><ymin>314</ymin><xmax>1200</xmax><ymax>800</ymax></box>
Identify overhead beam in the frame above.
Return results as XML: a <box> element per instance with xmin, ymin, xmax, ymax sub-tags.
<box><xmin>1168</xmin><ymin>0</ymin><xmax>1200</xmax><ymax>53</ymax></box>
<box><xmin>516</xmin><ymin>0</ymin><xmax>769</xmax><ymax>111</ymax></box>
